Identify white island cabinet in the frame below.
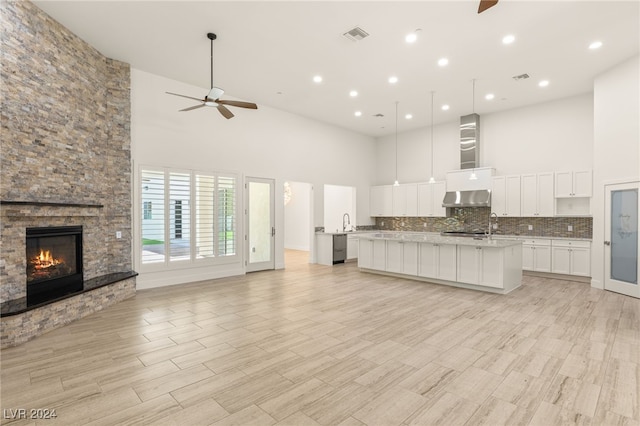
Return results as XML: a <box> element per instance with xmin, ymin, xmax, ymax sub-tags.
<box><xmin>356</xmin><ymin>233</ymin><xmax>522</xmax><ymax>294</ymax></box>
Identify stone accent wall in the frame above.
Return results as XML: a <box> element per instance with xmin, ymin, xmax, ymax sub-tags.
<box><xmin>375</xmin><ymin>207</ymin><xmax>592</xmax><ymax>239</ymax></box>
<box><xmin>0</xmin><ymin>1</ymin><xmax>134</xmax><ymax>345</ymax></box>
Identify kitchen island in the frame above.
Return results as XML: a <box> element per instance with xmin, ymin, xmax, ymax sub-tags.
<box><xmin>356</xmin><ymin>232</ymin><xmax>522</xmax><ymax>294</ymax></box>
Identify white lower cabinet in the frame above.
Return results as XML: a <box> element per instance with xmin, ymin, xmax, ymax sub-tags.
<box><xmin>418</xmin><ymin>243</ymin><xmax>457</xmax><ymax>281</ymax></box>
<box><xmin>386</xmin><ymin>241</ymin><xmax>418</xmax><ymax>275</ymax></box>
<box><xmin>358</xmin><ymin>239</ymin><xmax>387</xmax><ymax>270</ymax></box>
<box><xmin>456</xmin><ymin>245</ymin><xmax>504</xmax><ymax>289</ymax></box>
<box><xmin>347</xmin><ymin>235</ymin><xmax>358</xmax><ymax>260</ymax></box>
<box><xmin>551</xmin><ymin>240</ymin><xmax>591</xmax><ymax>276</ymax></box>
<box><xmin>358</xmin><ymin>239</ymin><xmax>373</xmax><ymax>269</ymax></box>
<box><xmin>521</xmin><ymin>239</ymin><xmax>552</xmax><ymax>272</ymax></box>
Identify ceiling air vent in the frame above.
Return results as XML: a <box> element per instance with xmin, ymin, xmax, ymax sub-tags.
<box><xmin>512</xmin><ymin>73</ymin><xmax>530</xmax><ymax>81</ymax></box>
<box><xmin>343</xmin><ymin>27</ymin><xmax>370</xmax><ymax>42</ymax></box>
<box><xmin>373</xmin><ymin>113</ymin><xmax>384</xmax><ymax>117</ymax></box>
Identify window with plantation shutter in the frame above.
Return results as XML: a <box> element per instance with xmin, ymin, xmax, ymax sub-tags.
<box><xmin>218</xmin><ymin>176</ymin><xmax>236</xmax><ymax>256</ymax></box>
<box><xmin>141</xmin><ymin>169</ymin><xmax>165</xmax><ymax>264</ymax></box>
<box><xmin>140</xmin><ymin>167</ymin><xmax>238</xmax><ymax>267</ymax></box>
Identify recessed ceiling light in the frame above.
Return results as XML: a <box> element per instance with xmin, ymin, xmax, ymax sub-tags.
<box><xmin>354</xmin><ymin>111</ymin><xmax>362</xmax><ymax>117</ymax></box>
<box><xmin>405</xmin><ymin>29</ymin><xmax>421</xmax><ymax>43</ymax></box>
<box><xmin>441</xmin><ymin>104</ymin><xmax>450</xmax><ymax>111</ymax></box>
<box><xmin>388</xmin><ymin>76</ymin><xmax>398</xmax><ymax>84</ymax></box>
<box><xmin>502</xmin><ymin>34</ymin><xmax>516</xmax><ymax>45</ymax></box>
<box><xmin>405</xmin><ymin>114</ymin><xmax>413</xmax><ymax>120</ymax></box>
<box><xmin>313</xmin><ymin>75</ymin><xmax>322</xmax><ymax>83</ymax></box>
<box><xmin>589</xmin><ymin>40</ymin><xmax>603</xmax><ymax>50</ymax></box>
<box><xmin>437</xmin><ymin>58</ymin><xmax>449</xmax><ymax>67</ymax></box>
<box><xmin>349</xmin><ymin>90</ymin><xmax>358</xmax><ymax>97</ymax></box>
<box><xmin>538</xmin><ymin>80</ymin><xmax>549</xmax><ymax>87</ymax></box>
<box><xmin>485</xmin><ymin>93</ymin><xmax>495</xmax><ymax>100</ymax></box>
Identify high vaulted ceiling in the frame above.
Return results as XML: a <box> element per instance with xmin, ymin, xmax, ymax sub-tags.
<box><xmin>33</xmin><ymin>1</ymin><xmax>640</xmax><ymax>137</ymax></box>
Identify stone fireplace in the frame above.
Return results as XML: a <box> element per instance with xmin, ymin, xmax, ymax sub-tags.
<box><xmin>1</xmin><ymin>1</ymin><xmax>136</xmax><ymax>347</ymax></box>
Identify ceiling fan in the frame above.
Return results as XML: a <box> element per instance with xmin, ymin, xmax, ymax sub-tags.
<box><xmin>166</xmin><ymin>33</ymin><xmax>257</xmax><ymax>119</ymax></box>
<box><xmin>478</xmin><ymin>0</ymin><xmax>498</xmax><ymax>13</ymax></box>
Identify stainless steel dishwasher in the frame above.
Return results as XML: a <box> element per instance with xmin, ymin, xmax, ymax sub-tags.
<box><xmin>332</xmin><ymin>234</ymin><xmax>347</xmax><ymax>264</ymax></box>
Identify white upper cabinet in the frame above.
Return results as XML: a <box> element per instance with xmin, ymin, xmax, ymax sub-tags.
<box><xmin>417</xmin><ymin>181</ymin><xmax>446</xmax><ymax>217</ymax></box>
<box><xmin>521</xmin><ymin>172</ymin><xmax>554</xmax><ymax>217</ymax></box>
<box><xmin>491</xmin><ymin>175</ymin><xmax>521</xmax><ymax>217</ymax></box>
<box><xmin>555</xmin><ymin>170</ymin><xmax>593</xmax><ymax>197</ymax></box>
<box><xmin>370</xmin><ymin>185</ymin><xmax>393</xmax><ymax>217</ymax></box>
<box><xmin>392</xmin><ymin>183</ymin><xmax>418</xmax><ymax>217</ymax></box>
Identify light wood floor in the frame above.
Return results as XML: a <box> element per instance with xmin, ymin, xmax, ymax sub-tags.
<box><xmin>1</xmin><ymin>250</ymin><xmax>638</xmax><ymax>425</ymax></box>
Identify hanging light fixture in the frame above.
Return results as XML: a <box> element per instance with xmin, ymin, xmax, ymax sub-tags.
<box><xmin>428</xmin><ymin>91</ymin><xmax>436</xmax><ymax>184</ymax></box>
<box><xmin>394</xmin><ymin>101</ymin><xmax>400</xmax><ymax>186</ymax></box>
<box><xmin>469</xmin><ymin>78</ymin><xmax>478</xmax><ymax>181</ymax></box>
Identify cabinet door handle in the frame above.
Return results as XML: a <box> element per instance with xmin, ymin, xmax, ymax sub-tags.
<box><xmin>604</xmin><ymin>241</ymin><xmax>611</xmax><ymax>246</ymax></box>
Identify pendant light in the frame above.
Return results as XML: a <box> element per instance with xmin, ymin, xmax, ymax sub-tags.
<box><xmin>428</xmin><ymin>91</ymin><xmax>436</xmax><ymax>184</ymax></box>
<box><xmin>393</xmin><ymin>101</ymin><xmax>400</xmax><ymax>186</ymax></box>
<box><xmin>469</xmin><ymin>78</ymin><xmax>478</xmax><ymax>181</ymax></box>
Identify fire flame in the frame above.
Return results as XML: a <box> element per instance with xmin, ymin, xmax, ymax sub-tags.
<box><xmin>33</xmin><ymin>249</ymin><xmax>61</xmax><ymax>270</ymax></box>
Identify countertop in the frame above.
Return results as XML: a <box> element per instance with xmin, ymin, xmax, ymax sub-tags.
<box><xmin>316</xmin><ymin>230</ymin><xmax>591</xmax><ymax>242</ymax></box>
<box><xmin>354</xmin><ymin>232</ymin><xmax>522</xmax><ymax>248</ymax></box>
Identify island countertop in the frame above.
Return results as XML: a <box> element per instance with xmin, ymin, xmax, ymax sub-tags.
<box><xmin>354</xmin><ymin>232</ymin><xmax>522</xmax><ymax>248</ymax></box>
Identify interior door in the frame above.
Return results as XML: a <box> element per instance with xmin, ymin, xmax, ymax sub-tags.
<box><xmin>246</xmin><ymin>177</ymin><xmax>275</xmax><ymax>272</ymax></box>
<box><xmin>605</xmin><ymin>181</ymin><xmax>639</xmax><ymax>298</ymax></box>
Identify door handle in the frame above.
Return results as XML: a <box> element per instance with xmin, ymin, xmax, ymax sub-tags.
<box><xmin>271</xmin><ymin>227</ymin><xmax>276</xmax><ymax>237</ymax></box>
<box><xmin>604</xmin><ymin>241</ymin><xmax>611</xmax><ymax>246</ymax></box>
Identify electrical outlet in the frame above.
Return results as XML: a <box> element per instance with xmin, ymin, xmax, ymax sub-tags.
<box><xmin>568</xmin><ymin>225</ymin><xmax>573</xmax><ymax>232</ymax></box>
<box><xmin>423</xmin><ymin>223</ymin><xmax>427</xmax><ymax>228</ymax></box>
<box><xmin>492</xmin><ymin>223</ymin><xmax>498</xmax><ymax>230</ymax></box>
<box><xmin>116</xmin><ymin>231</ymin><xmax>122</xmax><ymax>239</ymax></box>
<box><xmin>528</xmin><ymin>225</ymin><xmax>533</xmax><ymax>231</ymax></box>
<box><xmin>401</xmin><ymin>222</ymin><xmax>405</xmax><ymax>227</ymax></box>
<box><xmin>381</xmin><ymin>221</ymin><xmax>384</xmax><ymax>226</ymax></box>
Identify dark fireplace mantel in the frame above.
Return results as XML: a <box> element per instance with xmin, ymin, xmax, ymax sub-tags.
<box><xmin>0</xmin><ymin>200</ymin><xmax>104</xmax><ymax>208</ymax></box>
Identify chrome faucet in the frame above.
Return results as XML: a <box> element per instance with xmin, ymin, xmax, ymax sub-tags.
<box><xmin>342</xmin><ymin>213</ymin><xmax>351</xmax><ymax>232</ymax></box>
<box><xmin>488</xmin><ymin>212</ymin><xmax>498</xmax><ymax>239</ymax></box>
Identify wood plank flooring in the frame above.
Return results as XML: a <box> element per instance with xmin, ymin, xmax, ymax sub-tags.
<box><xmin>1</xmin><ymin>250</ymin><xmax>638</xmax><ymax>425</ymax></box>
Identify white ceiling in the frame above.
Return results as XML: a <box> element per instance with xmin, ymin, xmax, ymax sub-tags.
<box><xmin>33</xmin><ymin>1</ymin><xmax>640</xmax><ymax>137</ymax></box>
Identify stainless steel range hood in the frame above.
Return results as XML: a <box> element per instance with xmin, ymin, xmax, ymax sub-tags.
<box><xmin>442</xmin><ymin>113</ymin><xmax>491</xmax><ymax>208</ymax></box>
<box><xmin>442</xmin><ymin>189</ymin><xmax>491</xmax><ymax>208</ymax></box>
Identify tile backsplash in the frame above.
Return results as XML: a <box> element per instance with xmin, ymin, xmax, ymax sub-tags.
<box><xmin>374</xmin><ymin>207</ymin><xmax>592</xmax><ymax>239</ymax></box>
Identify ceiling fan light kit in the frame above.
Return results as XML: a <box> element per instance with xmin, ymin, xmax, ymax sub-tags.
<box><xmin>166</xmin><ymin>32</ymin><xmax>257</xmax><ymax>120</ymax></box>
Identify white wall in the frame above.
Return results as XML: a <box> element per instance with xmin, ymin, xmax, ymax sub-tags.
<box><xmin>592</xmin><ymin>55</ymin><xmax>640</xmax><ymax>289</ymax></box>
<box><xmin>131</xmin><ymin>69</ymin><xmax>376</xmax><ymax>287</ymax></box>
<box><xmin>324</xmin><ymin>184</ymin><xmax>356</xmax><ymax>233</ymax></box>
<box><xmin>284</xmin><ymin>181</ymin><xmax>312</xmax><ymax>251</ymax></box>
<box><xmin>375</xmin><ymin>93</ymin><xmax>594</xmax><ymax>183</ymax></box>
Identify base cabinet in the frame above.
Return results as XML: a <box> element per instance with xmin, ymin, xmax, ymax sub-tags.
<box><xmin>418</xmin><ymin>243</ymin><xmax>457</xmax><ymax>281</ymax></box>
<box><xmin>386</xmin><ymin>241</ymin><xmax>418</xmax><ymax>275</ymax></box>
<box><xmin>551</xmin><ymin>240</ymin><xmax>591</xmax><ymax>276</ymax></box>
<box><xmin>521</xmin><ymin>239</ymin><xmax>552</xmax><ymax>272</ymax></box>
<box><xmin>347</xmin><ymin>235</ymin><xmax>359</xmax><ymax>260</ymax></box>
<box><xmin>457</xmin><ymin>245</ymin><xmax>503</xmax><ymax>289</ymax></box>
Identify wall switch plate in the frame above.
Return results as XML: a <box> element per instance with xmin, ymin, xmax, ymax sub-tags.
<box><xmin>528</xmin><ymin>225</ymin><xmax>533</xmax><ymax>231</ymax></box>
<box><xmin>116</xmin><ymin>231</ymin><xmax>122</xmax><ymax>239</ymax></box>
<box><xmin>568</xmin><ymin>225</ymin><xmax>573</xmax><ymax>231</ymax></box>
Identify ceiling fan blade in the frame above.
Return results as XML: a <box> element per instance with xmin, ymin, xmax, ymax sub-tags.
<box><xmin>478</xmin><ymin>0</ymin><xmax>498</xmax><ymax>13</ymax></box>
<box><xmin>216</xmin><ymin>99</ymin><xmax>258</xmax><ymax>109</ymax></box>
<box><xmin>217</xmin><ymin>104</ymin><xmax>235</xmax><ymax>119</ymax></box>
<box><xmin>166</xmin><ymin>92</ymin><xmax>205</xmax><ymax>102</ymax></box>
<box><xmin>179</xmin><ymin>104</ymin><xmax>206</xmax><ymax>112</ymax></box>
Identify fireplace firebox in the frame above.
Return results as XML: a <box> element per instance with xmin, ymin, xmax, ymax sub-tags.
<box><xmin>26</xmin><ymin>226</ymin><xmax>83</xmax><ymax>306</ymax></box>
